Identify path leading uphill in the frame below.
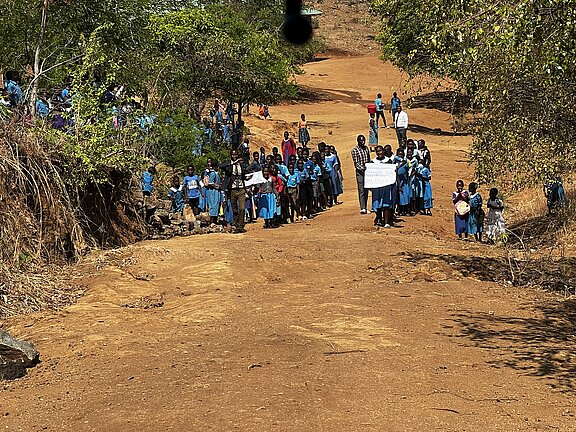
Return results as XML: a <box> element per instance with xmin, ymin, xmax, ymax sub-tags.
<box><xmin>3</xmin><ymin>55</ymin><xmax>576</xmax><ymax>431</ymax></box>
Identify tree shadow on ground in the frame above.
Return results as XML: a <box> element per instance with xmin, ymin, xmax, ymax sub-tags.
<box><xmin>407</xmin><ymin>123</ymin><xmax>471</xmax><ymax>136</ymax></box>
<box><xmin>507</xmin><ymin>191</ymin><xmax>576</xmax><ymax>249</ymax></box>
<box><xmin>401</xmin><ymin>251</ymin><xmax>576</xmax><ymax>297</ymax></box>
<box><xmin>408</xmin><ymin>90</ymin><xmax>472</xmax><ymax>115</ymax></box>
<box><xmin>448</xmin><ymin>300</ymin><xmax>576</xmax><ymax>393</ymax></box>
<box><xmin>402</xmin><ymin>251</ymin><xmax>576</xmax><ymax>392</ymax></box>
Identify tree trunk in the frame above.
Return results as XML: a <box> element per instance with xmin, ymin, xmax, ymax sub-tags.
<box><xmin>30</xmin><ymin>0</ymin><xmax>49</xmax><ymax>117</ymax></box>
<box><xmin>237</xmin><ymin>101</ymin><xmax>244</xmax><ymax>123</ymax></box>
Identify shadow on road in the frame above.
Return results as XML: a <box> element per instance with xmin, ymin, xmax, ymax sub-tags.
<box><xmin>450</xmin><ymin>300</ymin><xmax>576</xmax><ymax>393</ymax></box>
<box><xmin>401</xmin><ymin>251</ymin><xmax>576</xmax><ymax>392</ymax></box>
<box><xmin>408</xmin><ymin>90</ymin><xmax>472</xmax><ymax>115</ymax></box>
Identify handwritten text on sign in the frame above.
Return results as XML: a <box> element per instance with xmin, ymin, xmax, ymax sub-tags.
<box><xmin>364</xmin><ymin>163</ymin><xmax>397</xmax><ymax>188</ymax></box>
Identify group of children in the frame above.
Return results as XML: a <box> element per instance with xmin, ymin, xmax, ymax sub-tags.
<box><xmin>453</xmin><ymin>181</ymin><xmax>506</xmax><ymax>242</ymax></box>
<box><xmin>143</xmin><ymin>127</ymin><xmax>344</xmax><ymax>230</ymax></box>
<box><xmin>367</xmin><ymin>138</ymin><xmax>434</xmax><ymax>228</ymax></box>
<box><xmin>254</xmin><ymin>139</ymin><xmax>344</xmax><ymax>228</ymax></box>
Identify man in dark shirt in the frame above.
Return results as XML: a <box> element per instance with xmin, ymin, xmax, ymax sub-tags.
<box><xmin>219</xmin><ymin>149</ymin><xmax>254</xmax><ymax>233</ymax></box>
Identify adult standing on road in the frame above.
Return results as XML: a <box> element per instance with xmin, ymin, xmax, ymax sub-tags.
<box><xmin>375</xmin><ymin>93</ymin><xmax>387</xmax><ymax>128</ymax></box>
<box><xmin>351</xmin><ymin>134</ymin><xmax>371</xmax><ymax>214</ymax></box>
<box><xmin>220</xmin><ymin>150</ymin><xmax>253</xmax><ymax>233</ymax></box>
<box><xmin>390</xmin><ymin>92</ymin><xmax>401</xmax><ymax>121</ymax></box>
<box><xmin>394</xmin><ymin>105</ymin><xmax>408</xmax><ymax>147</ymax></box>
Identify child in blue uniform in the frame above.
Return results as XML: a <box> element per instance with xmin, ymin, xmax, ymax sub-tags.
<box><xmin>183</xmin><ymin>165</ymin><xmax>202</xmax><ymax>215</ymax></box>
<box><xmin>370</xmin><ymin>145</ymin><xmax>396</xmax><ymax>228</ymax></box>
<box><xmin>418</xmin><ymin>161</ymin><xmax>433</xmax><ymax>215</ymax></box>
<box><xmin>168</xmin><ymin>175</ymin><xmax>185</xmax><ymax>216</ymax></box>
<box><xmin>286</xmin><ymin>163</ymin><xmax>301</xmax><ymax>222</ymax></box>
<box><xmin>453</xmin><ymin>180</ymin><xmax>469</xmax><ymax>240</ymax></box>
<box><xmin>203</xmin><ymin>159</ymin><xmax>221</xmax><ymax>225</ymax></box>
<box><xmin>467</xmin><ymin>182</ymin><xmax>484</xmax><ymax>242</ymax></box>
<box><xmin>259</xmin><ymin>166</ymin><xmax>277</xmax><ymax>228</ymax></box>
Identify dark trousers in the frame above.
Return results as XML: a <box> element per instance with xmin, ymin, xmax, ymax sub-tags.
<box><xmin>230</xmin><ymin>188</ymin><xmax>246</xmax><ymax>229</ymax></box>
<box><xmin>376</xmin><ymin>110</ymin><xmax>386</xmax><ymax>127</ymax></box>
<box><xmin>396</xmin><ymin>127</ymin><xmax>407</xmax><ymax>146</ymax></box>
<box><xmin>355</xmin><ymin>169</ymin><xmax>368</xmax><ymax>211</ymax></box>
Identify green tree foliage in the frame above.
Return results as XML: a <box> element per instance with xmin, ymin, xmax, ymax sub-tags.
<box><xmin>371</xmin><ymin>0</ymin><xmax>576</xmax><ymax>189</ymax></box>
<box><xmin>148</xmin><ymin>4</ymin><xmax>308</xmax><ymax>120</ymax></box>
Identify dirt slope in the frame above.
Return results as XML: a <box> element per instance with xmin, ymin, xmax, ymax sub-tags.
<box><xmin>2</xmin><ymin>53</ymin><xmax>576</xmax><ymax>432</ymax></box>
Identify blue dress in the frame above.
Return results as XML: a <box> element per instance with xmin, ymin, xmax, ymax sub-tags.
<box><xmin>420</xmin><ymin>167</ymin><xmax>433</xmax><ymax>209</ymax></box>
<box><xmin>468</xmin><ymin>193</ymin><xmax>483</xmax><ymax>234</ymax></box>
<box><xmin>168</xmin><ymin>186</ymin><xmax>185</xmax><ymax>214</ymax></box>
<box><xmin>453</xmin><ymin>190</ymin><xmax>470</xmax><ymax>234</ymax></box>
<box><xmin>258</xmin><ymin>179</ymin><xmax>276</xmax><ymax>220</ymax></box>
<box><xmin>397</xmin><ymin>163</ymin><xmax>411</xmax><ymax>206</ymax></box>
<box><xmin>204</xmin><ymin>170</ymin><xmax>221</xmax><ymax>217</ymax></box>
<box><xmin>371</xmin><ymin>159</ymin><xmax>395</xmax><ymax>210</ymax></box>
<box><xmin>325</xmin><ymin>154</ymin><xmax>343</xmax><ymax>195</ymax></box>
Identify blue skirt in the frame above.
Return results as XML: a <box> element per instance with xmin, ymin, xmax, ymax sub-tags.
<box><xmin>259</xmin><ymin>193</ymin><xmax>276</xmax><ymax>220</ymax></box>
<box><xmin>330</xmin><ymin>171</ymin><xmax>343</xmax><ymax>195</ymax></box>
<box><xmin>372</xmin><ymin>185</ymin><xmax>394</xmax><ymax>210</ymax></box>
<box><xmin>467</xmin><ymin>208</ymin><xmax>483</xmax><ymax>234</ymax></box>
<box><xmin>455</xmin><ymin>213</ymin><xmax>468</xmax><ymax>234</ymax></box>
<box><xmin>205</xmin><ymin>189</ymin><xmax>221</xmax><ymax>217</ymax></box>
<box><xmin>423</xmin><ymin>181</ymin><xmax>433</xmax><ymax>209</ymax></box>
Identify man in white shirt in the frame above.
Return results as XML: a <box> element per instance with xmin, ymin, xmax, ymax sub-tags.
<box><xmin>394</xmin><ymin>105</ymin><xmax>408</xmax><ymax>147</ymax></box>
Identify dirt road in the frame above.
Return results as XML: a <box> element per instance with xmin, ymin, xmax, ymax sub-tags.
<box><xmin>3</xmin><ymin>56</ymin><xmax>576</xmax><ymax>431</ymax></box>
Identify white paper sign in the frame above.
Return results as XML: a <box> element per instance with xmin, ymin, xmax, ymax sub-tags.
<box><xmin>364</xmin><ymin>163</ymin><xmax>397</xmax><ymax>188</ymax></box>
<box><xmin>244</xmin><ymin>171</ymin><xmax>266</xmax><ymax>187</ymax></box>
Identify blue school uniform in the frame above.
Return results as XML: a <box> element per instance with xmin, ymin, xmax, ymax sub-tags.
<box><xmin>203</xmin><ymin>170</ymin><xmax>221</xmax><ymax>217</ymax></box>
<box><xmin>397</xmin><ymin>163</ymin><xmax>411</xmax><ymax>206</ymax></box>
<box><xmin>286</xmin><ymin>172</ymin><xmax>301</xmax><ymax>188</ymax></box>
<box><xmin>468</xmin><ymin>192</ymin><xmax>483</xmax><ymax>234</ymax></box>
<box><xmin>453</xmin><ymin>190</ymin><xmax>470</xmax><ymax>234</ymax></box>
<box><xmin>224</xmin><ymin>195</ymin><xmax>234</xmax><ymax>224</ymax></box>
<box><xmin>324</xmin><ymin>154</ymin><xmax>343</xmax><ymax>195</ymax></box>
<box><xmin>419</xmin><ymin>167</ymin><xmax>433</xmax><ymax>209</ymax></box>
<box><xmin>142</xmin><ymin>171</ymin><xmax>154</xmax><ymax>193</ymax></box>
<box><xmin>168</xmin><ymin>186</ymin><xmax>185</xmax><ymax>214</ymax></box>
<box><xmin>4</xmin><ymin>80</ymin><xmax>23</xmax><ymax>106</ymax></box>
<box><xmin>277</xmin><ymin>163</ymin><xmax>290</xmax><ymax>178</ymax></box>
<box><xmin>371</xmin><ymin>158</ymin><xmax>395</xmax><ymax>210</ymax></box>
<box><xmin>258</xmin><ymin>179</ymin><xmax>276</xmax><ymax>220</ymax></box>
<box><xmin>183</xmin><ymin>175</ymin><xmax>202</xmax><ymax>199</ymax></box>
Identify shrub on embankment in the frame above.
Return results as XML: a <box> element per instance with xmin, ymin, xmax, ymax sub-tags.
<box><xmin>0</xmin><ymin>123</ymin><xmax>147</xmax><ymax>318</ymax></box>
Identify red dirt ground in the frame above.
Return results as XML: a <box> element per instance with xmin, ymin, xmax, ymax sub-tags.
<box><xmin>2</xmin><ymin>6</ymin><xmax>576</xmax><ymax>431</ymax></box>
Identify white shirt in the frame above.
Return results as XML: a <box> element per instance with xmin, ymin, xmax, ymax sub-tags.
<box><xmin>395</xmin><ymin>111</ymin><xmax>408</xmax><ymax>129</ymax></box>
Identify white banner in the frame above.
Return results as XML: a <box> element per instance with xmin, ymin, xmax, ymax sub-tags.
<box><xmin>364</xmin><ymin>163</ymin><xmax>397</xmax><ymax>188</ymax></box>
<box><xmin>244</xmin><ymin>171</ymin><xmax>266</xmax><ymax>187</ymax></box>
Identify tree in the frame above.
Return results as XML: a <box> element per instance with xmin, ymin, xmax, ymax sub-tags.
<box><xmin>371</xmin><ymin>0</ymin><xmax>576</xmax><ymax>189</ymax></box>
<box><xmin>148</xmin><ymin>5</ymin><xmax>300</xmax><ymax>122</ymax></box>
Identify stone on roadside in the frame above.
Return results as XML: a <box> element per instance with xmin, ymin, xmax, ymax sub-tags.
<box><xmin>0</xmin><ymin>330</ymin><xmax>39</xmax><ymax>380</ymax></box>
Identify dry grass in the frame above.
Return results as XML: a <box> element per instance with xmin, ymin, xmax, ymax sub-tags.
<box><xmin>0</xmin><ymin>123</ymin><xmax>146</xmax><ymax>319</ymax></box>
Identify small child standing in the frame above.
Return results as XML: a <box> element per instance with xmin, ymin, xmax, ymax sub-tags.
<box><xmin>259</xmin><ymin>166</ymin><xmax>277</xmax><ymax>229</ymax></box>
<box><xmin>453</xmin><ymin>179</ymin><xmax>470</xmax><ymax>240</ymax></box>
<box><xmin>467</xmin><ymin>182</ymin><xmax>484</xmax><ymax>242</ymax></box>
<box><xmin>485</xmin><ymin>187</ymin><xmax>506</xmax><ymax>243</ymax></box>
<box><xmin>286</xmin><ymin>162</ymin><xmax>301</xmax><ymax>222</ymax></box>
<box><xmin>419</xmin><ymin>160</ymin><xmax>433</xmax><ymax>215</ymax></box>
<box><xmin>183</xmin><ymin>165</ymin><xmax>202</xmax><ymax>215</ymax></box>
<box><xmin>168</xmin><ymin>175</ymin><xmax>185</xmax><ymax>217</ymax></box>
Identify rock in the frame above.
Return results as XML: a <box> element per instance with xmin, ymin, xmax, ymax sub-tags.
<box><xmin>0</xmin><ymin>330</ymin><xmax>39</xmax><ymax>380</ymax></box>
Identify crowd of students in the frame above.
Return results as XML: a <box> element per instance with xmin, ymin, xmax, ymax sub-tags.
<box><xmin>352</xmin><ymin>131</ymin><xmax>433</xmax><ymax>228</ymax></box>
<box><xmin>143</xmin><ymin>115</ymin><xmax>344</xmax><ymax>233</ymax></box>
